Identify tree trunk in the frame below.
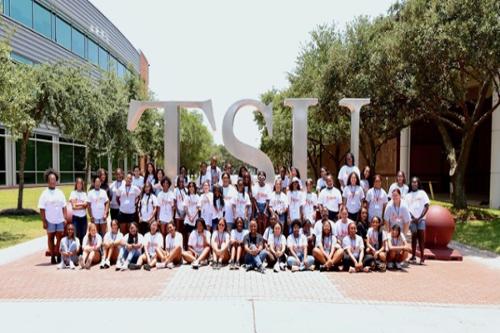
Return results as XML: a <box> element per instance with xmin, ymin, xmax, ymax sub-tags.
<box><xmin>85</xmin><ymin>147</ymin><xmax>92</xmax><ymax>185</ymax></box>
<box><xmin>16</xmin><ymin>130</ymin><xmax>30</xmax><ymax>210</ymax></box>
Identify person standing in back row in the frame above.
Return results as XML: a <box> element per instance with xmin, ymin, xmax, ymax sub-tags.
<box><xmin>406</xmin><ymin>177</ymin><xmax>430</xmax><ymax>265</ymax></box>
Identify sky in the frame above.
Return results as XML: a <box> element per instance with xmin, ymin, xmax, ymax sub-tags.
<box><xmin>90</xmin><ymin>0</ymin><xmax>395</xmax><ymax>147</ymax></box>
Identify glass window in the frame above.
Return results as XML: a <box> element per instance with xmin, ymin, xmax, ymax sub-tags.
<box><xmin>11</xmin><ymin>52</ymin><xmax>34</xmax><ymax>65</ymax></box>
<box><xmin>55</xmin><ymin>16</ymin><xmax>71</xmax><ymax>50</ymax></box>
<box><xmin>16</xmin><ymin>139</ymin><xmax>35</xmax><ymax>171</ymax></box>
<box><xmin>60</xmin><ymin>172</ymin><xmax>73</xmax><ymax>184</ymax></box>
<box><xmin>98</xmin><ymin>46</ymin><xmax>108</xmax><ymax>70</ymax></box>
<box><xmin>74</xmin><ymin>146</ymin><xmax>85</xmax><ymax>171</ymax></box>
<box><xmin>87</xmin><ymin>38</ymin><xmax>98</xmax><ymax>65</ymax></box>
<box><xmin>60</xmin><ymin>144</ymin><xmax>73</xmax><ymax>172</ymax></box>
<box><xmin>109</xmin><ymin>56</ymin><xmax>117</xmax><ymax>74</ymax></box>
<box><xmin>10</xmin><ymin>0</ymin><xmax>32</xmax><ymax>28</ymax></box>
<box><xmin>33</xmin><ymin>2</ymin><xmax>51</xmax><ymax>39</ymax></box>
<box><xmin>0</xmin><ymin>131</ymin><xmax>5</xmax><ymax>171</ymax></box>
<box><xmin>117</xmin><ymin>62</ymin><xmax>126</xmax><ymax>78</ymax></box>
<box><xmin>36</xmin><ymin>140</ymin><xmax>52</xmax><ymax>171</ymax></box>
<box><xmin>17</xmin><ymin>172</ymin><xmax>35</xmax><ymax>184</ymax></box>
<box><xmin>71</xmin><ymin>28</ymin><xmax>85</xmax><ymax>58</ymax></box>
<box><xmin>3</xmin><ymin>0</ymin><xmax>11</xmax><ymax>16</ymax></box>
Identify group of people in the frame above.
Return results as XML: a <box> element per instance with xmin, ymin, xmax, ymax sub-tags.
<box><xmin>38</xmin><ymin>153</ymin><xmax>430</xmax><ymax>273</ymax></box>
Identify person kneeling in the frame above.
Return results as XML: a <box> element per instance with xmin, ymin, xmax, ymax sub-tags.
<box><xmin>342</xmin><ymin>222</ymin><xmax>369</xmax><ymax>273</ymax></box>
<box><xmin>287</xmin><ymin>220</ymin><xmax>315</xmax><ymax>272</ymax></box>
<box><xmin>243</xmin><ymin>220</ymin><xmax>267</xmax><ymax>274</ymax></box>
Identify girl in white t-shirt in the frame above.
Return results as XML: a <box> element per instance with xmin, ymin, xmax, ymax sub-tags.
<box><xmin>199</xmin><ymin>181</ymin><xmax>214</xmax><ymax>230</ymax></box>
<box><xmin>233</xmin><ymin>179</ymin><xmax>251</xmax><ymax>224</ymax></box>
<box><xmin>360</xmin><ymin>166</ymin><xmax>371</xmax><ymax>194</ymax></box>
<box><xmin>138</xmin><ymin>182</ymin><xmax>158</xmax><ymax>235</ymax></box>
<box><xmin>212</xmin><ymin>185</ymin><xmax>225</xmax><ymax>231</ymax></box>
<box><xmin>182</xmin><ymin>218</ymin><xmax>211</xmax><ymax>269</ymax></box>
<box><xmin>384</xmin><ymin>188</ymin><xmax>412</xmax><ymax>235</ymax></box>
<box><xmin>174</xmin><ymin>177</ymin><xmax>188</xmax><ymax>245</ymax></box>
<box><xmin>303</xmin><ymin>179</ymin><xmax>318</xmax><ymax>225</ymax></box>
<box><xmin>221</xmin><ymin>172</ymin><xmax>237</xmax><ymax>230</ymax></box>
<box><xmin>287</xmin><ymin>220</ymin><xmax>315</xmax><ymax>271</ymax></box>
<box><xmin>79</xmin><ymin>223</ymin><xmax>102</xmax><ymax>270</ymax></box>
<box><xmin>211</xmin><ymin>217</ymin><xmax>230</xmax><ymax>268</ymax></box>
<box><xmin>252</xmin><ymin>171</ymin><xmax>271</xmax><ymax>234</ymax></box>
<box><xmin>58</xmin><ymin>224</ymin><xmax>80</xmax><ymax>270</ymax></box>
<box><xmin>407</xmin><ymin>177</ymin><xmax>430</xmax><ymax>265</ymax></box>
<box><xmin>138</xmin><ymin>221</ymin><xmax>164</xmax><ymax>270</ymax></box>
<box><xmin>269</xmin><ymin>178</ymin><xmax>288</xmax><ymax>227</ymax></box>
<box><xmin>366</xmin><ymin>174</ymin><xmax>388</xmax><ymax>221</ymax></box>
<box><xmin>342</xmin><ymin>172</ymin><xmax>365</xmax><ymax>221</ymax></box>
<box><xmin>364</xmin><ymin>216</ymin><xmax>387</xmax><ymax>271</ymax></box>
<box><xmin>334</xmin><ymin>206</ymin><xmax>354</xmax><ymax>242</ymax></box>
<box><xmin>69</xmin><ymin>177</ymin><xmax>88</xmax><ymax>244</ymax></box>
<box><xmin>183</xmin><ymin>181</ymin><xmax>200</xmax><ymax>238</ymax></box>
<box><xmin>86</xmin><ymin>176</ymin><xmax>109</xmax><ymax>238</ymax></box>
<box><xmin>387</xmin><ymin>224</ymin><xmax>410</xmax><ymax>270</ymax></box>
<box><xmin>287</xmin><ymin>178</ymin><xmax>304</xmax><ymax>233</ymax></box>
<box><xmin>116</xmin><ymin>222</ymin><xmax>144</xmax><ymax>271</ymax></box>
<box><xmin>157</xmin><ymin>176</ymin><xmax>175</xmax><ymax>238</ymax></box>
<box><xmin>158</xmin><ymin>222</ymin><xmax>183</xmax><ymax>269</ymax></box>
<box><xmin>266</xmin><ymin>222</ymin><xmax>287</xmax><ymax>272</ymax></box>
<box><xmin>101</xmin><ymin>219</ymin><xmax>123</xmax><ymax>269</ymax></box>
<box><xmin>229</xmin><ymin>217</ymin><xmax>248</xmax><ymax>269</ymax></box>
<box><xmin>388</xmin><ymin>170</ymin><xmax>409</xmax><ymax>200</ymax></box>
<box><xmin>312</xmin><ymin>219</ymin><xmax>342</xmax><ymax>271</ymax></box>
<box><xmin>337</xmin><ymin>152</ymin><xmax>360</xmax><ymax>190</ymax></box>
<box><xmin>153</xmin><ymin>168</ymin><xmax>165</xmax><ymax>195</ymax></box>
<box><xmin>342</xmin><ymin>221</ymin><xmax>369</xmax><ymax>273</ymax></box>
<box><xmin>116</xmin><ymin>172</ymin><xmax>142</xmax><ymax>235</ymax></box>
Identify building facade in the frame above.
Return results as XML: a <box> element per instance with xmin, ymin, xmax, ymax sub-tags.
<box><xmin>0</xmin><ymin>0</ymin><xmax>149</xmax><ymax>186</ymax></box>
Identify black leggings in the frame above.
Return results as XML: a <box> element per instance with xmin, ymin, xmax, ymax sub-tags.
<box><xmin>343</xmin><ymin>253</ymin><xmax>370</xmax><ymax>270</ymax></box>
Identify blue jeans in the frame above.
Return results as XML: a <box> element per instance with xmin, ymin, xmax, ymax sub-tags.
<box><xmin>119</xmin><ymin>247</ymin><xmax>141</xmax><ymax>264</ymax></box>
<box><xmin>255</xmin><ymin>202</ymin><xmax>267</xmax><ymax>218</ymax></box>
<box><xmin>410</xmin><ymin>218</ymin><xmax>426</xmax><ymax>233</ymax></box>
<box><xmin>287</xmin><ymin>252</ymin><xmax>314</xmax><ymax>268</ymax></box>
<box><xmin>60</xmin><ymin>240</ymin><xmax>78</xmax><ymax>265</ymax></box>
<box><xmin>72</xmin><ymin>215</ymin><xmax>87</xmax><ymax>244</ymax></box>
<box><xmin>244</xmin><ymin>250</ymin><xmax>268</xmax><ymax>269</ymax></box>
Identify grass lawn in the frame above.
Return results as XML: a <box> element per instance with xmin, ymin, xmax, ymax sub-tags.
<box><xmin>0</xmin><ymin>185</ymin><xmax>72</xmax><ymax>249</ymax></box>
<box><xmin>454</xmin><ymin>218</ymin><xmax>500</xmax><ymax>254</ymax></box>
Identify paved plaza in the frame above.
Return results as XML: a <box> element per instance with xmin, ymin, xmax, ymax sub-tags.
<box><xmin>0</xmin><ymin>237</ymin><xmax>499</xmax><ymax>332</ymax></box>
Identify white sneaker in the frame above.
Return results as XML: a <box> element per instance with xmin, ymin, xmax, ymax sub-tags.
<box><xmin>69</xmin><ymin>261</ymin><xmax>76</xmax><ymax>270</ymax></box>
<box><xmin>115</xmin><ymin>261</ymin><xmax>122</xmax><ymax>271</ymax></box>
<box><xmin>273</xmin><ymin>262</ymin><xmax>279</xmax><ymax>273</ymax></box>
<box><xmin>78</xmin><ymin>256</ymin><xmax>84</xmax><ymax>269</ymax></box>
<box><xmin>121</xmin><ymin>261</ymin><xmax>129</xmax><ymax>271</ymax></box>
<box><xmin>156</xmin><ymin>262</ymin><xmax>166</xmax><ymax>269</ymax></box>
<box><xmin>99</xmin><ymin>260</ymin><xmax>105</xmax><ymax>269</ymax></box>
<box><xmin>279</xmin><ymin>262</ymin><xmax>286</xmax><ymax>271</ymax></box>
<box><xmin>57</xmin><ymin>261</ymin><xmax>65</xmax><ymax>270</ymax></box>
<box><xmin>167</xmin><ymin>262</ymin><xmax>174</xmax><ymax>269</ymax></box>
<box><xmin>192</xmin><ymin>260</ymin><xmax>200</xmax><ymax>269</ymax></box>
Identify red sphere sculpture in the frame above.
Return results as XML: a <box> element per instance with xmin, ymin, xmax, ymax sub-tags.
<box><xmin>421</xmin><ymin>205</ymin><xmax>462</xmax><ymax>261</ymax></box>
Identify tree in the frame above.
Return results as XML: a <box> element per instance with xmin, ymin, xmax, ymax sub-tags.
<box><xmin>390</xmin><ymin>0</ymin><xmax>500</xmax><ymax>208</ymax></box>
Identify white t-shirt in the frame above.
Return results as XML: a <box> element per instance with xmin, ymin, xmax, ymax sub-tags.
<box><xmin>60</xmin><ymin>237</ymin><xmax>80</xmax><ymax>253</ymax></box>
<box><xmin>174</xmin><ymin>187</ymin><xmax>187</xmax><ymax>219</ymax></box>
<box><xmin>405</xmin><ymin>190</ymin><xmax>430</xmax><ymax>218</ymax></box>
<box><xmin>157</xmin><ymin>190</ymin><xmax>175</xmax><ymax>223</ymax></box>
<box><xmin>316</xmin><ymin>178</ymin><xmax>327</xmax><ymax>192</ymax></box>
<box><xmin>82</xmin><ymin>233</ymin><xmax>103</xmax><ymax>249</ymax></box>
<box><xmin>183</xmin><ymin>194</ymin><xmax>200</xmax><ymax>226</ymax></box>
<box><xmin>277</xmin><ymin>175</ymin><xmax>290</xmax><ymax>191</ymax></box>
<box><xmin>360</xmin><ymin>179</ymin><xmax>370</xmax><ymax>193</ymax></box>
<box><xmin>342</xmin><ymin>234</ymin><xmax>364</xmax><ymax>258</ymax></box>
<box><xmin>342</xmin><ymin>185</ymin><xmax>365</xmax><ymax>214</ymax></box>
<box><xmin>287</xmin><ymin>190</ymin><xmax>304</xmax><ymax>221</ymax></box>
<box><xmin>269</xmin><ymin>192</ymin><xmax>288</xmax><ymax>215</ymax></box>
<box><xmin>233</xmin><ymin>192</ymin><xmax>251</xmax><ymax>219</ymax></box>
<box><xmin>230</xmin><ymin>229</ymin><xmax>248</xmax><ymax>242</ymax></box>
<box><xmin>316</xmin><ymin>233</ymin><xmax>338</xmax><ymax>253</ymax></box>
<box><xmin>145</xmin><ymin>174</ymin><xmax>156</xmax><ymax>187</ymax></box>
<box><xmin>195</xmin><ymin>172</ymin><xmax>211</xmax><ymax>189</ymax></box>
<box><xmin>269</xmin><ymin>233</ymin><xmax>286</xmax><ymax>251</ymax></box>
<box><xmin>318</xmin><ymin>187</ymin><xmax>342</xmax><ymax>212</ymax></box>
<box><xmin>144</xmin><ymin>231</ymin><xmax>163</xmax><ymax>255</ymax></box>
<box><xmin>199</xmin><ymin>192</ymin><xmax>214</xmax><ymax>226</ymax></box>
<box><xmin>383</xmin><ymin>201</ymin><xmax>411</xmax><ymax>230</ymax></box>
<box><xmin>86</xmin><ymin>189</ymin><xmax>109</xmax><ymax>219</ymax></box>
<box><xmin>165</xmin><ymin>231</ymin><xmax>183</xmax><ymax>251</ymax></box>
<box><xmin>287</xmin><ymin>233</ymin><xmax>307</xmax><ymax>256</ymax></box>
<box><xmin>387</xmin><ymin>233</ymin><xmax>407</xmax><ymax>247</ymax></box>
<box><xmin>103</xmin><ymin>231</ymin><xmax>123</xmax><ymax>243</ymax></box>
<box><xmin>366</xmin><ymin>227</ymin><xmax>387</xmax><ymax>250</ymax></box>
<box><xmin>116</xmin><ymin>185</ymin><xmax>141</xmax><ymax>214</ymax></box>
<box><xmin>139</xmin><ymin>194</ymin><xmax>158</xmax><ymax>222</ymax></box>
<box><xmin>252</xmin><ymin>183</ymin><xmax>272</xmax><ymax>204</ymax></box>
<box><xmin>388</xmin><ymin>183</ymin><xmax>409</xmax><ymax>200</ymax></box>
<box><xmin>212</xmin><ymin>197</ymin><xmax>224</xmax><ymax>220</ymax></box>
<box><xmin>132</xmin><ymin>176</ymin><xmax>144</xmax><ymax>189</ymax></box>
<box><xmin>69</xmin><ymin>190</ymin><xmax>88</xmax><ymax>218</ymax></box>
<box><xmin>338</xmin><ymin>165</ymin><xmax>360</xmax><ymax>188</ymax></box>
<box><xmin>188</xmin><ymin>230</ymin><xmax>211</xmax><ymax>253</ymax></box>
<box><xmin>109</xmin><ymin>180</ymin><xmax>124</xmax><ymax>209</ymax></box>
<box><xmin>123</xmin><ymin>233</ymin><xmax>144</xmax><ymax>247</ymax></box>
<box><xmin>334</xmin><ymin>219</ymin><xmax>352</xmax><ymax>240</ymax></box>
<box><xmin>211</xmin><ymin>230</ymin><xmax>230</xmax><ymax>248</ymax></box>
<box><xmin>222</xmin><ymin>185</ymin><xmax>237</xmax><ymax>224</ymax></box>
<box><xmin>366</xmin><ymin>187</ymin><xmax>388</xmax><ymax>220</ymax></box>
<box><xmin>313</xmin><ymin>219</ymin><xmax>335</xmax><ymax>239</ymax></box>
<box><xmin>303</xmin><ymin>192</ymin><xmax>318</xmax><ymax>223</ymax></box>
<box><xmin>38</xmin><ymin>188</ymin><xmax>67</xmax><ymax>224</ymax></box>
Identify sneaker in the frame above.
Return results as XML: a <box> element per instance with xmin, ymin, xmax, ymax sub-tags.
<box><xmin>349</xmin><ymin>267</ymin><xmax>356</xmax><ymax>273</ymax></box>
<box><xmin>115</xmin><ymin>262</ymin><xmax>122</xmax><ymax>271</ymax></box>
<box><xmin>257</xmin><ymin>266</ymin><xmax>266</xmax><ymax>274</ymax></box>
<box><xmin>57</xmin><ymin>261</ymin><xmax>65</xmax><ymax>270</ymax></box>
<box><xmin>387</xmin><ymin>262</ymin><xmax>395</xmax><ymax>270</ymax></box>
<box><xmin>409</xmin><ymin>257</ymin><xmax>417</xmax><ymax>264</ymax></box>
<box><xmin>419</xmin><ymin>258</ymin><xmax>425</xmax><ymax>265</ymax></box>
<box><xmin>229</xmin><ymin>261</ymin><xmax>235</xmax><ymax>270</ymax></box>
<box><xmin>235</xmin><ymin>262</ymin><xmax>240</xmax><ymax>270</ymax></box>
<box><xmin>299</xmin><ymin>264</ymin><xmax>305</xmax><ymax>272</ymax></box>
<box><xmin>192</xmin><ymin>260</ymin><xmax>199</xmax><ymax>269</ymax></box>
<box><xmin>121</xmin><ymin>261</ymin><xmax>130</xmax><ymax>271</ymax></box>
<box><xmin>378</xmin><ymin>262</ymin><xmax>387</xmax><ymax>272</ymax></box>
<box><xmin>104</xmin><ymin>259</ymin><xmax>111</xmax><ymax>269</ymax></box>
<box><xmin>129</xmin><ymin>263</ymin><xmax>141</xmax><ymax>270</ymax></box>
<box><xmin>395</xmin><ymin>262</ymin><xmax>403</xmax><ymax>270</ymax></box>
<box><xmin>291</xmin><ymin>266</ymin><xmax>299</xmax><ymax>272</ymax></box>
<box><xmin>78</xmin><ymin>256</ymin><xmax>84</xmax><ymax>269</ymax></box>
<box><xmin>363</xmin><ymin>266</ymin><xmax>371</xmax><ymax>273</ymax></box>
<box><xmin>273</xmin><ymin>263</ymin><xmax>279</xmax><ymax>273</ymax></box>
<box><xmin>144</xmin><ymin>264</ymin><xmax>151</xmax><ymax>271</ymax></box>
<box><xmin>85</xmin><ymin>259</ymin><xmax>92</xmax><ymax>270</ymax></box>
<box><xmin>51</xmin><ymin>256</ymin><xmax>57</xmax><ymax>265</ymax></box>
<box><xmin>245</xmin><ymin>265</ymin><xmax>253</xmax><ymax>272</ymax></box>
<box><xmin>319</xmin><ymin>265</ymin><xmax>327</xmax><ymax>272</ymax></box>
<box><xmin>156</xmin><ymin>262</ymin><xmax>166</xmax><ymax>269</ymax></box>
<box><xmin>402</xmin><ymin>261</ymin><xmax>410</xmax><ymax>268</ymax></box>
<box><xmin>308</xmin><ymin>264</ymin><xmax>315</xmax><ymax>271</ymax></box>
<box><xmin>100</xmin><ymin>260</ymin><xmax>105</xmax><ymax>269</ymax></box>
<box><xmin>166</xmin><ymin>262</ymin><xmax>174</xmax><ymax>269</ymax></box>
<box><xmin>279</xmin><ymin>262</ymin><xmax>286</xmax><ymax>271</ymax></box>
<box><xmin>56</xmin><ymin>255</ymin><xmax>61</xmax><ymax>264</ymax></box>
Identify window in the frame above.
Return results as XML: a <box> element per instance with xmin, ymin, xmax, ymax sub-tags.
<box><xmin>10</xmin><ymin>0</ymin><xmax>32</xmax><ymax>28</ymax></box>
<box><xmin>33</xmin><ymin>2</ymin><xmax>51</xmax><ymax>39</ymax></box>
<box><xmin>3</xmin><ymin>0</ymin><xmax>11</xmax><ymax>16</ymax></box>
<box><xmin>55</xmin><ymin>16</ymin><xmax>71</xmax><ymax>50</ymax></box>
<box><xmin>11</xmin><ymin>52</ymin><xmax>34</xmax><ymax>65</ymax></box>
<box><xmin>59</xmin><ymin>139</ymin><xmax>86</xmax><ymax>183</ymax></box>
<box><xmin>15</xmin><ymin>134</ymin><xmax>53</xmax><ymax>185</ymax></box>
<box><xmin>71</xmin><ymin>28</ymin><xmax>85</xmax><ymax>58</ymax></box>
<box><xmin>0</xmin><ymin>128</ymin><xmax>6</xmax><ymax>185</ymax></box>
<box><xmin>109</xmin><ymin>56</ymin><xmax>117</xmax><ymax>74</ymax></box>
<box><xmin>98</xmin><ymin>46</ymin><xmax>108</xmax><ymax>70</ymax></box>
<box><xmin>117</xmin><ymin>62</ymin><xmax>126</xmax><ymax>78</ymax></box>
<box><xmin>87</xmin><ymin>38</ymin><xmax>98</xmax><ymax>65</ymax></box>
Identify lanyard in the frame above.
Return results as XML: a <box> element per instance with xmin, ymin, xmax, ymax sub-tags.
<box><xmin>394</xmin><ymin>204</ymin><xmax>400</xmax><ymax>218</ymax></box>
<box><xmin>125</xmin><ymin>186</ymin><xmax>131</xmax><ymax>198</ymax></box>
<box><xmin>324</xmin><ymin>235</ymin><xmax>331</xmax><ymax>249</ymax></box>
<box><xmin>374</xmin><ymin>188</ymin><xmax>381</xmax><ymax>202</ymax></box>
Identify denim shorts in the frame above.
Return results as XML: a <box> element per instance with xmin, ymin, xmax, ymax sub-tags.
<box><xmin>410</xmin><ymin>218</ymin><xmax>426</xmax><ymax>233</ymax></box>
<box><xmin>93</xmin><ymin>218</ymin><xmax>106</xmax><ymax>225</ymax></box>
<box><xmin>47</xmin><ymin>222</ymin><xmax>65</xmax><ymax>233</ymax></box>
